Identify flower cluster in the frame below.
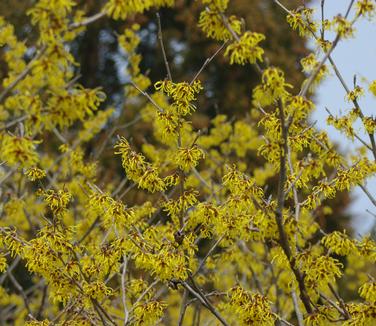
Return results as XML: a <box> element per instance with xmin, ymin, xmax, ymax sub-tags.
<box><xmin>0</xmin><ymin>135</ymin><xmax>40</xmax><ymax>168</ymax></box>
<box><xmin>287</xmin><ymin>8</ymin><xmax>318</xmax><ymax>36</ymax></box>
<box><xmin>114</xmin><ymin>137</ymin><xmax>166</xmax><ymax>193</ymax></box>
<box><xmin>154</xmin><ymin>79</ymin><xmax>203</xmax><ymax>116</ymax></box>
<box><xmin>105</xmin><ymin>0</ymin><xmax>174</xmax><ymax>20</ymax></box>
<box><xmin>224</xmin><ymin>32</ymin><xmax>265</xmax><ymax>65</ymax></box>
<box><xmin>225</xmin><ymin>286</ymin><xmax>276</xmax><ymax>325</ymax></box>
<box><xmin>253</xmin><ymin>67</ymin><xmax>293</xmax><ymax>106</ymax></box>
<box><xmin>198</xmin><ymin>9</ymin><xmax>241</xmax><ymax>41</ymax></box>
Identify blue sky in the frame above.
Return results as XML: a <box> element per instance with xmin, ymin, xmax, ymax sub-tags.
<box><xmin>309</xmin><ymin>0</ymin><xmax>376</xmax><ymax>235</ymax></box>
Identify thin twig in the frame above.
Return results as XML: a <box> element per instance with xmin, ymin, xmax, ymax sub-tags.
<box><xmin>131</xmin><ymin>280</ymin><xmax>159</xmax><ymax>308</ymax></box>
<box><xmin>77</xmin><ymin>216</ymin><xmax>100</xmax><ymax>244</ymax></box>
<box><xmin>286</xmin><ymin>144</ymin><xmax>301</xmax><ymax>221</ymax></box>
<box><xmin>156</xmin><ymin>13</ymin><xmax>172</xmax><ymax>81</ymax></box>
<box><xmin>69</xmin><ymin>11</ymin><xmax>106</xmax><ymax>29</ymax></box>
<box><xmin>129</xmin><ymin>80</ymin><xmax>164</xmax><ymax>113</ymax></box>
<box><xmin>319</xmin><ymin>292</ymin><xmax>348</xmax><ymax>319</ymax></box>
<box><xmin>94</xmin><ymin>114</ymin><xmax>143</xmax><ymax>160</ymax></box>
<box><xmin>121</xmin><ymin>256</ymin><xmax>129</xmax><ymax>324</ymax></box>
<box><xmin>273</xmin><ymin>0</ymin><xmax>293</xmax><ymax>16</ymax></box>
<box><xmin>279</xmin><ymin>317</ymin><xmax>295</xmax><ymax>326</ymax></box>
<box><xmin>328</xmin><ymin>283</ymin><xmax>351</xmax><ymax>319</ymax></box>
<box><xmin>320</xmin><ymin>0</ymin><xmax>326</xmax><ymax>39</ymax></box>
<box><xmin>112</xmin><ymin>178</ymin><xmax>128</xmax><ymax>197</ymax></box>
<box><xmin>36</xmin><ymin>285</ymin><xmax>48</xmax><ymax>320</ymax></box>
<box><xmin>0</xmin><ymin>166</ymin><xmax>18</xmax><ymax>186</ymax></box>
<box><xmin>192</xmin><ymin>234</ymin><xmax>224</xmax><ymax>277</ymax></box>
<box><xmin>291</xmin><ymin>290</ymin><xmax>304</xmax><ymax>326</ymax></box>
<box><xmin>190</xmin><ymin>41</ymin><xmax>228</xmax><ymax>85</ymax></box>
<box><xmin>92</xmin><ymin>300</ymin><xmax>109</xmax><ymax>325</ymax></box>
<box><xmin>366</xmin><ymin>209</ymin><xmax>376</xmax><ymax>218</ymax></box>
<box><xmin>52</xmin><ymin>128</ymin><xmax>67</xmax><ymax>143</ymax></box>
<box><xmin>0</xmin><ymin>115</ymin><xmax>28</xmax><ymax>131</ymax></box>
<box><xmin>0</xmin><ymin>256</ymin><xmax>21</xmax><ymax>284</ymax></box>
<box><xmin>7</xmin><ymin>270</ymin><xmax>33</xmax><ymax>316</ymax></box>
<box><xmin>299</xmin><ymin>34</ymin><xmax>340</xmax><ymax>97</ymax></box>
<box><xmin>344</xmin><ymin>0</ymin><xmax>356</xmax><ymax>19</ymax></box>
<box><xmin>177</xmin><ymin>289</ymin><xmax>189</xmax><ymax>326</ymax></box>
<box><xmin>185</xmin><ymin>291</ymin><xmax>226</xmax><ymax>306</ymax></box>
<box><xmin>180</xmin><ymin>281</ymin><xmax>229</xmax><ymax>326</ymax></box>
<box><xmin>327</xmin><ymin>56</ymin><xmax>376</xmax><ymax>160</ymax></box>
<box><xmin>0</xmin><ymin>46</ymin><xmax>46</xmax><ymax>104</ymax></box>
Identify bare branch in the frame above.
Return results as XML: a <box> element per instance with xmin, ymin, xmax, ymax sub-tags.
<box><xmin>180</xmin><ymin>280</ymin><xmax>229</xmax><ymax>326</ymax></box>
<box><xmin>7</xmin><ymin>270</ymin><xmax>33</xmax><ymax>316</ymax></box>
<box><xmin>291</xmin><ymin>290</ymin><xmax>304</xmax><ymax>326</ymax></box>
<box><xmin>69</xmin><ymin>12</ymin><xmax>106</xmax><ymax>29</ymax></box>
<box><xmin>190</xmin><ymin>41</ymin><xmax>228</xmax><ymax>84</ymax></box>
<box><xmin>0</xmin><ymin>115</ymin><xmax>28</xmax><ymax>131</ymax></box>
<box><xmin>193</xmin><ymin>234</ymin><xmax>224</xmax><ymax>277</ymax></box>
<box><xmin>128</xmin><ymin>80</ymin><xmax>164</xmax><ymax>113</ymax></box>
<box><xmin>121</xmin><ymin>256</ymin><xmax>130</xmax><ymax>324</ymax></box>
<box><xmin>177</xmin><ymin>289</ymin><xmax>189</xmax><ymax>326</ymax></box>
<box><xmin>275</xmin><ymin>99</ymin><xmax>313</xmax><ymax>314</ymax></box>
<box><xmin>156</xmin><ymin>13</ymin><xmax>173</xmax><ymax>81</ymax></box>
<box><xmin>328</xmin><ymin>282</ymin><xmax>351</xmax><ymax>319</ymax></box>
<box><xmin>0</xmin><ymin>46</ymin><xmax>46</xmax><ymax>104</ymax></box>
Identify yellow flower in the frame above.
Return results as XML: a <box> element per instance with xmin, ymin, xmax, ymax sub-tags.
<box><xmin>346</xmin><ymin>86</ymin><xmax>364</xmax><ymax>101</ymax></box>
<box><xmin>321</xmin><ymin>231</ymin><xmax>356</xmax><ymax>256</ymax></box>
<box><xmin>79</xmin><ymin>108</ymin><xmax>114</xmax><ymax>142</ymax></box>
<box><xmin>156</xmin><ymin>110</ymin><xmax>181</xmax><ymax>138</ymax></box>
<box><xmin>163</xmin><ymin>190</ymin><xmax>199</xmax><ymax>221</ymax></box>
<box><xmin>133</xmin><ymin>301</ymin><xmax>166</xmax><ymax>326</ymax></box>
<box><xmin>227</xmin><ymin>286</ymin><xmax>276</xmax><ymax>325</ymax></box>
<box><xmin>359</xmin><ymin>282</ymin><xmax>376</xmax><ymax>303</ymax></box>
<box><xmin>0</xmin><ymin>254</ymin><xmax>7</xmax><ymax>272</ymax></box>
<box><xmin>300</xmin><ymin>53</ymin><xmax>328</xmax><ymax>86</ymax></box>
<box><xmin>287</xmin><ymin>8</ymin><xmax>317</xmax><ymax>36</ymax></box>
<box><xmin>155</xmin><ymin>79</ymin><xmax>203</xmax><ymax>116</ymax></box>
<box><xmin>253</xmin><ymin>67</ymin><xmax>292</xmax><ymax>106</ymax></box>
<box><xmin>304</xmin><ymin>311</ymin><xmax>330</xmax><ymax>326</ymax></box>
<box><xmin>138</xmin><ymin>166</ymin><xmax>166</xmax><ymax>193</ymax></box>
<box><xmin>25</xmin><ymin>167</ymin><xmax>46</xmax><ymax>181</ymax></box>
<box><xmin>1</xmin><ymin>230</ymin><xmax>25</xmax><ymax>257</ymax></box>
<box><xmin>114</xmin><ymin>137</ymin><xmax>166</xmax><ymax>193</ymax></box>
<box><xmin>301</xmin><ymin>255</ymin><xmax>343</xmax><ymax>288</ymax></box>
<box><xmin>176</xmin><ymin>145</ymin><xmax>205</xmax><ymax>172</ymax></box>
<box><xmin>25</xmin><ymin>321</ymin><xmax>51</xmax><ymax>326</ymax></box>
<box><xmin>118</xmin><ymin>26</ymin><xmax>141</xmax><ymax>52</ymax></box>
<box><xmin>41</xmin><ymin>189</ymin><xmax>72</xmax><ymax>215</ymax></box>
<box><xmin>198</xmin><ymin>9</ymin><xmax>241</xmax><ymax>41</ymax></box>
<box><xmin>202</xmin><ymin>0</ymin><xmax>230</xmax><ymax>12</ymax></box>
<box><xmin>362</xmin><ymin>116</ymin><xmax>376</xmax><ymax>134</ymax></box>
<box><xmin>333</xmin><ymin>15</ymin><xmax>354</xmax><ymax>38</ymax></box>
<box><xmin>369</xmin><ymin>80</ymin><xmax>376</xmax><ymax>96</ymax></box>
<box><xmin>105</xmin><ymin>0</ymin><xmax>174</xmax><ymax>20</ymax></box>
<box><xmin>83</xmin><ymin>281</ymin><xmax>113</xmax><ymax>301</ymax></box>
<box><xmin>103</xmin><ymin>200</ymin><xmax>135</xmax><ymax>229</ymax></box>
<box><xmin>224</xmin><ymin>32</ymin><xmax>265</xmax><ymax>65</ymax></box>
<box><xmin>0</xmin><ymin>134</ymin><xmax>40</xmax><ymax>168</ymax></box>
<box><xmin>356</xmin><ymin>0</ymin><xmax>375</xmax><ymax>17</ymax></box>
<box><xmin>345</xmin><ymin>302</ymin><xmax>376</xmax><ymax>325</ymax></box>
